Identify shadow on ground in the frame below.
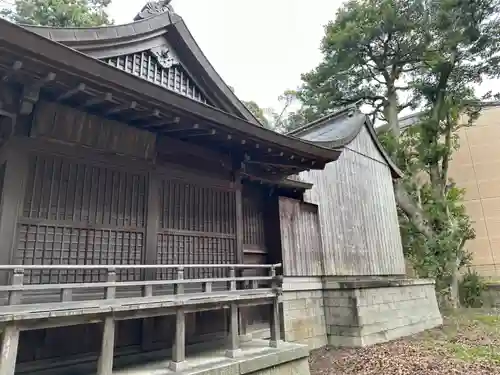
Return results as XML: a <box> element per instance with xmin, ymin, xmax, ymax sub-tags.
<box><xmin>309</xmin><ymin>309</ymin><xmax>500</xmax><ymax>375</ymax></box>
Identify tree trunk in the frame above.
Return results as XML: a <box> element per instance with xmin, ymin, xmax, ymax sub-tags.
<box><xmin>384</xmin><ymin>90</ymin><xmax>400</xmax><ymax>137</ymax></box>
<box><xmin>449</xmin><ymin>255</ymin><xmax>461</xmax><ymax>308</ymax></box>
<box><xmin>393</xmin><ymin>180</ymin><xmax>434</xmax><ymax>239</ymax></box>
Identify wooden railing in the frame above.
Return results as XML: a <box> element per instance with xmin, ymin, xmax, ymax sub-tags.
<box><xmin>0</xmin><ymin>263</ymin><xmax>283</xmax><ymax>375</ymax></box>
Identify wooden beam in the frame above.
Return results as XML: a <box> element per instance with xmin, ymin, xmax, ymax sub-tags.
<box><xmin>157</xmin><ymin>135</ymin><xmax>232</xmax><ymax>168</ymax></box>
<box><xmin>83</xmin><ymin>92</ymin><xmax>112</xmax><ymax>107</ymax></box>
<box><xmin>161</xmin><ymin>123</ymin><xmax>199</xmax><ymax>133</ymax></box>
<box><xmin>106</xmin><ymin>100</ymin><xmax>137</xmax><ymax>116</ymax></box>
<box><xmin>146</xmin><ymin>115</ymin><xmax>180</xmax><ymax>128</ymax></box>
<box><xmin>1</xmin><ymin>61</ymin><xmax>22</xmax><ymax>82</ymax></box>
<box><xmin>130</xmin><ymin>108</ymin><xmax>161</xmax><ymax>122</ymax></box>
<box><xmin>19</xmin><ymin>73</ymin><xmax>56</xmax><ymax>115</ymax></box>
<box><xmin>181</xmin><ymin>128</ymin><xmax>216</xmax><ymax>138</ymax></box>
<box><xmin>245</xmin><ymin>159</ymin><xmax>303</xmax><ymax>170</ymax></box>
<box><xmin>56</xmin><ymin>83</ymin><xmax>86</xmax><ymax>101</ymax></box>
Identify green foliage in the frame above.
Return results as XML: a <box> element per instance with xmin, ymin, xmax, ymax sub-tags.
<box><xmin>458</xmin><ymin>269</ymin><xmax>487</xmax><ymax>308</ymax></box>
<box><xmin>297</xmin><ymin>0</ymin><xmax>428</xmax><ymax>124</ymax></box>
<box><xmin>1</xmin><ymin>0</ymin><xmax>113</xmax><ymax>27</ymax></box>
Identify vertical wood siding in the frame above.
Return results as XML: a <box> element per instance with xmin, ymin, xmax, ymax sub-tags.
<box><xmin>32</xmin><ymin>101</ymin><xmax>157</xmax><ymax>160</ymax></box>
<box><xmin>105</xmin><ymin>51</ymin><xmax>209</xmax><ymax>104</ymax></box>
<box><xmin>17</xmin><ymin>154</ymin><xmax>147</xmax><ymax>284</ymax></box>
<box><xmin>156</xmin><ymin>178</ymin><xmax>236</xmax><ymax>280</ymax></box>
<box><xmin>279</xmin><ymin>197</ymin><xmax>323</xmax><ymax>277</ymax></box>
<box><xmin>300</xmin><ymin>125</ymin><xmax>405</xmax><ymax>276</ymax></box>
<box><xmin>242</xmin><ymin>185</ymin><xmax>267</xmax><ymax>251</ymax></box>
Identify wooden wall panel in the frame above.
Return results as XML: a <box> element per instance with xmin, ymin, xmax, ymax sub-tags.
<box><xmin>300</xmin><ymin>131</ymin><xmax>405</xmax><ymax>276</ymax></box>
<box><xmin>16</xmin><ymin>154</ymin><xmax>147</xmax><ymax>283</ymax></box>
<box><xmin>279</xmin><ymin>198</ymin><xmax>323</xmax><ymax>277</ymax></box>
<box><xmin>348</xmin><ymin>126</ymin><xmax>386</xmax><ymax>163</ymax></box>
<box><xmin>242</xmin><ymin>185</ymin><xmax>266</xmax><ymax>251</ymax></box>
<box><xmin>156</xmin><ymin>179</ymin><xmax>236</xmax><ymax>280</ymax></box>
<box><xmin>32</xmin><ymin>101</ymin><xmax>156</xmax><ymax>160</ymax></box>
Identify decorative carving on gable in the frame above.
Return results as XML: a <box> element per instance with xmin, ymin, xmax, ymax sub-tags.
<box><xmin>134</xmin><ymin>0</ymin><xmax>174</xmax><ymax>20</ymax></box>
<box><xmin>150</xmin><ymin>45</ymin><xmax>179</xmax><ymax>69</ymax></box>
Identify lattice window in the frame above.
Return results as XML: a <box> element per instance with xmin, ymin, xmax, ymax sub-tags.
<box><xmin>106</xmin><ymin>52</ymin><xmax>208</xmax><ymax>104</ymax></box>
<box><xmin>23</xmin><ymin>155</ymin><xmax>147</xmax><ymax>226</ymax></box>
<box><xmin>17</xmin><ymin>155</ymin><xmax>147</xmax><ymax>283</ymax></box>
<box><xmin>156</xmin><ymin>179</ymin><xmax>236</xmax><ymax>279</ymax></box>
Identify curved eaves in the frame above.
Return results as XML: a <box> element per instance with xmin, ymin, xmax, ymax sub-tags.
<box><xmin>21</xmin><ymin>12</ymin><xmax>178</xmax><ymax>52</ymax></box>
<box><xmin>22</xmin><ymin>12</ymin><xmax>260</xmax><ymax>125</ymax></box>
<box><xmin>289</xmin><ymin>108</ymin><xmax>402</xmax><ymax>179</ymax></box>
<box><xmin>289</xmin><ymin>110</ymin><xmax>366</xmax><ymax>149</ymax></box>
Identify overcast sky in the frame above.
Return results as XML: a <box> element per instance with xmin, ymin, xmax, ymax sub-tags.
<box><xmin>107</xmin><ymin>0</ymin><xmax>343</xmax><ymax>110</ymax></box>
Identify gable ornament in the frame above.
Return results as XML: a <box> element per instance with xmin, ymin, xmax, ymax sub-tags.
<box><xmin>150</xmin><ymin>46</ymin><xmax>179</xmax><ymax>69</ymax></box>
<box><xmin>134</xmin><ymin>0</ymin><xmax>174</xmax><ymax>20</ymax></box>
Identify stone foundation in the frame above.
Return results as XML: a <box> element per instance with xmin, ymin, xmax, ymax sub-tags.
<box><xmin>282</xmin><ymin>278</ymin><xmax>327</xmax><ymax>350</ymax></box>
<box><xmin>282</xmin><ymin>277</ymin><xmax>442</xmax><ymax>348</ymax></box>
<box><xmin>108</xmin><ymin>340</ymin><xmax>310</xmax><ymax>375</ymax></box>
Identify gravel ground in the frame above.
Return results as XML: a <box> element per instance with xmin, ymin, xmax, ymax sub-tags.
<box><xmin>309</xmin><ymin>310</ymin><xmax>500</xmax><ymax>375</ymax></box>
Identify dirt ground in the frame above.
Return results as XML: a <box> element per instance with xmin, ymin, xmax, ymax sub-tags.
<box><xmin>309</xmin><ymin>310</ymin><xmax>500</xmax><ymax>375</ymax></box>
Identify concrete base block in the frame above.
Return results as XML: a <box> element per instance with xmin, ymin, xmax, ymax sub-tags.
<box><xmin>282</xmin><ymin>276</ymin><xmax>442</xmax><ymax>349</ymax></box>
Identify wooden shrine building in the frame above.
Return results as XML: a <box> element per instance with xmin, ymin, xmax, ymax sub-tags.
<box><xmin>0</xmin><ymin>1</ymin><xmax>442</xmax><ymax>375</ymax></box>
<box><xmin>0</xmin><ymin>1</ymin><xmax>341</xmax><ymax>374</ymax></box>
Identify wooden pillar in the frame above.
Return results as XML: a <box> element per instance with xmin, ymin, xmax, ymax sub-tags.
<box><xmin>233</xmin><ymin>170</ymin><xmax>250</xmax><ymax>340</ymax></box>
<box><xmin>0</xmin><ymin>145</ymin><xmax>30</xmax><ymax>283</ymax></box>
<box><xmin>170</xmin><ymin>267</ymin><xmax>186</xmax><ymax>371</ymax></box>
<box><xmin>169</xmin><ymin>308</ymin><xmax>186</xmax><ymax>371</ymax></box>
<box><xmin>269</xmin><ymin>267</ymin><xmax>281</xmax><ymax>348</ymax></box>
<box><xmin>97</xmin><ymin>316</ymin><xmax>115</xmax><ymax>375</ymax></box>
<box><xmin>0</xmin><ymin>325</ymin><xmax>20</xmax><ymax>375</ymax></box>
<box><xmin>144</xmin><ymin>170</ymin><xmax>161</xmax><ymax>278</ymax></box>
<box><xmin>225</xmin><ymin>302</ymin><xmax>242</xmax><ymax>358</ymax></box>
<box><xmin>142</xmin><ymin>171</ymin><xmax>160</xmax><ymax>349</ymax></box>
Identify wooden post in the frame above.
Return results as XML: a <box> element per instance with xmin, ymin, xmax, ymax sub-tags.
<box><xmin>144</xmin><ymin>171</ymin><xmax>160</xmax><ymax>279</ymax></box>
<box><xmin>269</xmin><ymin>266</ymin><xmax>281</xmax><ymax>348</ymax></box>
<box><xmin>169</xmin><ymin>308</ymin><xmax>186</xmax><ymax>371</ymax></box>
<box><xmin>174</xmin><ymin>267</ymin><xmax>184</xmax><ymax>295</ymax></box>
<box><xmin>97</xmin><ymin>268</ymin><xmax>117</xmax><ymax>375</ymax></box>
<box><xmin>169</xmin><ymin>267</ymin><xmax>186</xmax><ymax>371</ymax></box>
<box><xmin>141</xmin><ymin>171</ymin><xmax>161</xmax><ymax>350</ymax></box>
<box><xmin>8</xmin><ymin>268</ymin><xmax>24</xmax><ymax>305</ymax></box>
<box><xmin>105</xmin><ymin>268</ymin><xmax>116</xmax><ymax>299</ymax></box>
<box><xmin>225</xmin><ymin>302</ymin><xmax>241</xmax><ymax>358</ymax></box>
<box><xmin>0</xmin><ymin>324</ymin><xmax>20</xmax><ymax>375</ymax></box>
<box><xmin>0</xmin><ymin>267</ymin><xmax>24</xmax><ymax>374</ymax></box>
<box><xmin>233</xmin><ymin>170</ymin><xmax>249</xmax><ymax>341</ymax></box>
<box><xmin>0</xmin><ymin>147</ymin><xmax>30</xmax><ymax>285</ymax></box>
<box><xmin>227</xmin><ymin>266</ymin><xmax>236</xmax><ymax>291</ymax></box>
<box><xmin>97</xmin><ymin>316</ymin><xmax>115</xmax><ymax>375</ymax></box>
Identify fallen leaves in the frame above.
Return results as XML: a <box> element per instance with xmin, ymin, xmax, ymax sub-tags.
<box><xmin>309</xmin><ymin>310</ymin><xmax>500</xmax><ymax>375</ymax></box>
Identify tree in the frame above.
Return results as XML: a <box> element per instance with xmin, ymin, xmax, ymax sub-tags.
<box><xmin>294</xmin><ymin>0</ymin><xmax>500</xmax><ymax>306</ymax></box>
<box><xmin>243</xmin><ymin>91</ymin><xmax>307</xmax><ymax>133</ymax></box>
<box><xmin>241</xmin><ymin>100</ymin><xmax>272</xmax><ymax>129</ymax></box>
<box><xmin>1</xmin><ymin>0</ymin><xmax>113</xmax><ymax>27</ymax></box>
<box><xmin>298</xmin><ymin>0</ymin><xmax>428</xmax><ymax>133</ymax></box>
